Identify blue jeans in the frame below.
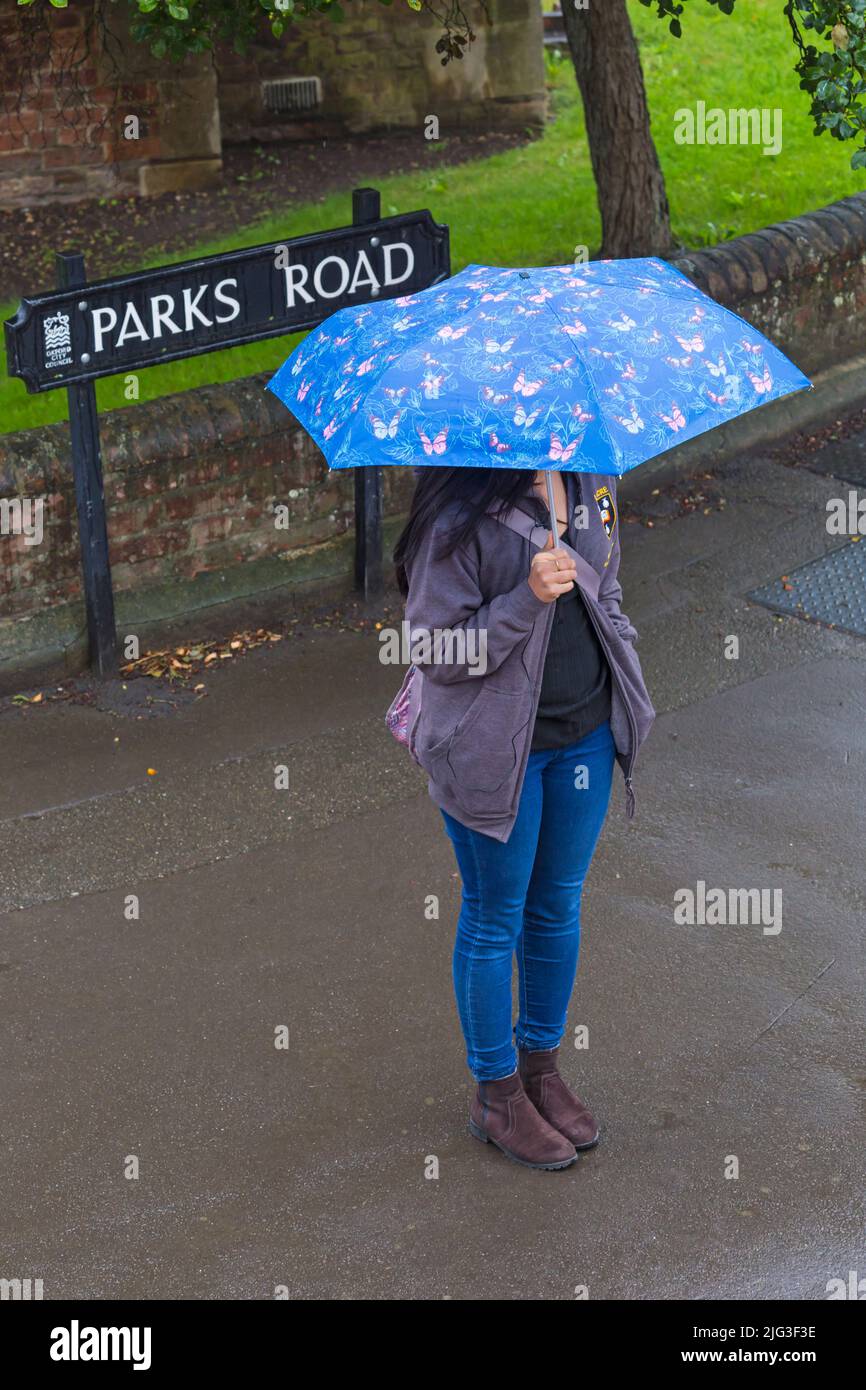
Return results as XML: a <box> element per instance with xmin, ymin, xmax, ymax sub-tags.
<box><xmin>440</xmin><ymin>720</ymin><xmax>615</xmax><ymax>1081</ymax></box>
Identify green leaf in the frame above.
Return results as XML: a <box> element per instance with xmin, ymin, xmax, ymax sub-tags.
<box><xmin>49</xmin><ymin>0</ymin><xmax>69</xmax><ymax>8</ymax></box>
<box><xmin>851</xmin><ymin>147</ymin><xmax>866</xmax><ymax>168</ymax></box>
<box><xmin>167</xmin><ymin>2</ymin><xmax>189</xmax><ymax>19</ymax></box>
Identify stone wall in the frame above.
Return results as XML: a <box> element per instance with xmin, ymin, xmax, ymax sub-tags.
<box><xmin>216</xmin><ymin>0</ymin><xmax>546</xmax><ymax>144</ymax></box>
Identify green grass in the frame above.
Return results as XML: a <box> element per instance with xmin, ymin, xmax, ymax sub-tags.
<box><xmin>2</xmin><ymin>0</ymin><xmax>863</xmax><ymax>435</ymax></box>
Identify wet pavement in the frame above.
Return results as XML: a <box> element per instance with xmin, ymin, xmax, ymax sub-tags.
<box><xmin>0</xmin><ymin>430</ymin><xmax>864</xmax><ymax>1300</ymax></box>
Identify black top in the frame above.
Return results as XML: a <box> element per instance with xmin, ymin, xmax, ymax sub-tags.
<box><xmin>521</xmin><ymin>493</ymin><xmax>611</xmax><ymax>752</ymax></box>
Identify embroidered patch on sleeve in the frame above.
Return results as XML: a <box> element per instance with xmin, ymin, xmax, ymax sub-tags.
<box><xmin>594</xmin><ymin>485</ymin><xmax>616</xmax><ymax>539</ymax></box>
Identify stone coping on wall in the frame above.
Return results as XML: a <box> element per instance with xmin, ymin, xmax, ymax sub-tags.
<box><xmin>673</xmin><ymin>190</ymin><xmax>866</xmax><ymax>307</ymax></box>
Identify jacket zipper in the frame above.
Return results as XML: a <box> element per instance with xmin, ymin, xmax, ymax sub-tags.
<box><xmin>581</xmin><ymin>595</ymin><xmax>638</xmax><ymax>818</ymax></box>
<box><xmin>506</xmin><ymin>600</ymin><xmax>556</xmax><ymax>816</ymax></box>
<box><xmin>574</xmin><ymin>473</ymin><xmax>639</xmax><ymax>818</ymax></box>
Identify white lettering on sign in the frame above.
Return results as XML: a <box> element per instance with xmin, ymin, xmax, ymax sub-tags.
<box><xmin>150</xmin><ymin>294</ymin><xmax>181</xmax><ymax>339</ymax></box>
<box><xmin>89</xmin><ymin>278</ymin><xmax>240</xmax><ymax>355</ymax></box>
<box><xmin>181</xmin><ymin>284</ymin><xmax>212</xmax><ymax>330</ymax></box>
<box><xmin>383</xmin><ymin>242</ymin><xmax>414</xmax><ymax>286</ymax></box>
<box><xmin>91</xmin><ymin>307</ymin><xmax>118</xmax><ymax>354</ymax></box>
<box><xmin>82</xmin><ymin>238</ymin><xmax>414</xmax><ymax>359</ymax></box>
<box><xmin>280</xmin><ymin>240</ymin><xmax>414</xmax><ymax>311</ymax></box>
<box><xmin>313</xmin><ymin>255</ymin><xmax>350</xmax><ymax>300</ymax></box>
<box><xmin>282</xmin><ymin>264</ymin><xmax>315</xmax><ymax>308</ymax></box>
<box><xmin>213</xmin><ymin>278</ymin><xmax>241</xmax><ymax>323</ymax></box>
<box><xmin>116</xmin><ymin>302</ymin><xmax>148</xmax><ymax>348</ymax></box>
<box><xmin>347</xmin><ymin>249</ymin><xmax>379</xmax><ymax>296</ymax></box>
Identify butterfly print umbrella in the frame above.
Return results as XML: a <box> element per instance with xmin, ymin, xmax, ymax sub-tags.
<box><xmin>266</xmin><ymin>257</ymin><xmax>811</xmax><ymax>534</ymax></box>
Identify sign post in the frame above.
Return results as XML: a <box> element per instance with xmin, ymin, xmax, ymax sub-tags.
<box><xmin>55</xmin><ymin>251</ymin><xmax>117</xmax><ymax>676</ymax></box>
<box><xmin>352</xmin><ymin>187</ymin><xmax>384</xmax><ymax>602</ymax></box>
<box><xmin>4</xmin><ymin>189</ymin><xmax>450</xmax><ymax>668</ymax></box>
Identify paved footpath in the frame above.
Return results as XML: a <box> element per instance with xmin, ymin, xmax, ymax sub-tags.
<box><xmin>1</xmin><ymin>434</ymin><xmax>864</xmax><ymax>1300</ymax></box>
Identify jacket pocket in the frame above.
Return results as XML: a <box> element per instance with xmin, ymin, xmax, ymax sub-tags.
<box><xmin>436</xmin><ymin>686</ymin><xmax>529</xmax><ymax>800</ymax></box>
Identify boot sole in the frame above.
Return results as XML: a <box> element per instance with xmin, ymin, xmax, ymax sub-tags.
<box><xmin>469</xmin><ymin>1118</ymin><xmax>578</xmax><ymax>1170</ymax></box>
<box><xmin>574</xmin><ymin>1132</ymin><xmax>600</xmax><ymax>1151</ymax></box>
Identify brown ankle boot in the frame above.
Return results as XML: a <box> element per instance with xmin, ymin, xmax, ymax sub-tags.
<box><xmin>518</xmin><ymin>1046</ymin><xmax>599</xmax><ymax>1150</ymax></box>
<box><xmin>469</xmin><ymin>1070</ymin><xmax>577</xmax><ymax>1170</ymax></box>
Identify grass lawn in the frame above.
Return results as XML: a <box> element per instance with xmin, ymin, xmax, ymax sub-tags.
<box><xmin>2</xmin><ymin>0</ymin><xmax>863</xmax><ymax>435</ymax></box>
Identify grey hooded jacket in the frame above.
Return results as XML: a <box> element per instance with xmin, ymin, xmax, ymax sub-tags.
<box><xmin>403</xmin><ymin>471</ymin><xmax>655</xmax><ymax>843</ymax></box>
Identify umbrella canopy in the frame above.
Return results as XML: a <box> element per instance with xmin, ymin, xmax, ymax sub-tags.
<box><xmin>266</xmin><ymin>257</ymin><xmax>811</xmax><ymax>484</ymax></box>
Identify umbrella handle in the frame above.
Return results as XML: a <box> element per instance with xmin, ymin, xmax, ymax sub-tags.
<box><xmin>545</xmin><ymin>469</ymin><xmax>558</xmax><ymax>545</ymax></box>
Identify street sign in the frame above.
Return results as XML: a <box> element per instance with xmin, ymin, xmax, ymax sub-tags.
<box><xmin>3</xmin><ymin>189</ymin><xmax>450</xmax><ymax>672</ymax></box>
<box><xmin>5</xmin><ymin>206</ymin><xmax>449</xmax><ymax>393</ymax></box>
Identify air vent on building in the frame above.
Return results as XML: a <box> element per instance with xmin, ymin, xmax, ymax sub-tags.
<box><xmin>262</xmin><ymin>77</ymin><xmax>323</xmax><ymax>115</ymax></box>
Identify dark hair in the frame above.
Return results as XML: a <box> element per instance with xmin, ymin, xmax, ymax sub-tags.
<box><xmin>392</xmin><ymin>467</ymin><xmax>538</xmax><ymax>596</ymax></box>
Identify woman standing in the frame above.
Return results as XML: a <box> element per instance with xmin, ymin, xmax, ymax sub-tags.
<box><xmin>393</xmin><ymin>465</ymin><xmax>654</xmax><ymax>1170</ymax></box>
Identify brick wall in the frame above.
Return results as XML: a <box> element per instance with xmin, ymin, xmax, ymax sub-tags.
<box><xmin>0</xmin><ymin>1</ymin><xmax>221</xmax><ymax>208</ymax></box>
<box><xmin>0</xmin><ymin>373</ymin><xmax>415</xmax><ymax>680</ymax></box>
<box><xmin>2</xmin><ymin>190</ymin><xmax>866</xmax><ymax>679</ymax></box>
<box><xmin>673</xmin><ymin>191</ymin><xmax>866</xmax><ymax>376</ymax></box>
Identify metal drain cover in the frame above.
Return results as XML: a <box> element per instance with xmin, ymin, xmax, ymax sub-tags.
<box><xmin>804</xmin><ymin>427</ymin><xmax>866</xmax><ymax>486</ymax></box>
<box><xmin>748</xmin><ymin>540</ymin><xmax>866</xmax><ymax>638</ymax></box>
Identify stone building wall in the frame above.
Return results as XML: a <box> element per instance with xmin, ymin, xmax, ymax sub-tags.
<box><xmin>215</xmin><ymin>0</ymin><xmax>546</xmax><ymax>144</ymax></box>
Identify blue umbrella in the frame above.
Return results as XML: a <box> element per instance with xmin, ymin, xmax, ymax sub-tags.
<box><xmin>266</xmin><ymin>257</ymin><xmax>811</xmax><ymax>532</ymax></box>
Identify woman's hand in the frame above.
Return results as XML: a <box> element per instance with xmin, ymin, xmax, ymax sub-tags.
<box><xmin>528</xmin><ymin>534</ymin><xmax>577</xmax><ymax>603</ymax></box>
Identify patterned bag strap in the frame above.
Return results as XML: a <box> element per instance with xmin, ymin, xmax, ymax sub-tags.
<box><xmin>487</xmin><ymin>504</ymin><xmax>601</xmax><ymax>604</ymax></box>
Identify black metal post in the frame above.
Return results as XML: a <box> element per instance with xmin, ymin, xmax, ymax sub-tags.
<box><xmin>352</xmin><ymin>187</ymin><xmax>384</xmax><ymax>602</ymax></box>
<box><xmin>56</xmin><ymin>251</ymin><xmax>117</xmax><ymax>676</ymax></box>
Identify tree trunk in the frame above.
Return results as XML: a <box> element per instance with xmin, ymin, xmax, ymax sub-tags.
<box><xmin>562</xmin><ymin>0</ymin><xmax>672</xmax><ymax>258</ymax></box>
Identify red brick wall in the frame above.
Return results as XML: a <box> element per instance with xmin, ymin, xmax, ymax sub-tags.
<box><xmin>0</xmin><ymin>2</ymin><xmax>163</xmax><ymax>206</ymax></box>
<box><xmin>0</xmin><ymin>372</ymin><xmax>415</xmax><ymax>676</ymax></box>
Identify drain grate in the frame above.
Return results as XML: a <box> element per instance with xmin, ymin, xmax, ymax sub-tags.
<box><xmin>802</xmin><ymin>426</ymin><xmax>866</xmax><ymax>486</ymax></box>
<box><xmin>748</xmin><ymin>539</ymin><xmax>866</xmax><ymax>638</ymax></box>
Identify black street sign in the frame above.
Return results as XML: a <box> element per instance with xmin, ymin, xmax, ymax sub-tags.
<box><xmin>5</xmin><ymin>205</ymin><xmax>450</xmax><ymax>393</ymax></box>
<box><xmin>3</xmin><ymin>188</ymin><xmax>449</xmax><ymax>672</ymax></box>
